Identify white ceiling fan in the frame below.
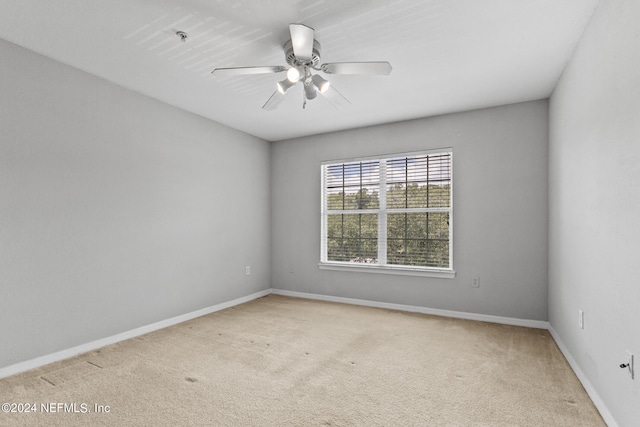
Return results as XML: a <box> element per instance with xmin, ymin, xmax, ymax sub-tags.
<box><xmin>211</xmin><ymin>24</ymin><xmax>392</xmax><ymax>110</ymax></box>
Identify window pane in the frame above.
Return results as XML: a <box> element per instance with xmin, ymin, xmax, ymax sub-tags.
<box><xmin>386</xmin><ymin>154</ymin><xmax>451</xmax><ymax>209</ymax></box>
<box><xmin>387</xmin><ymin>212</ymin><xmax>449</xmax><ymax>268</ymax></box>
<box><xmin>327</xmin><ymin>214</ymin><xmax>378</xmax><ymax>263</ymax></box>
<box><xmin>427</xmin><ymin>212</ymin><xmax>450</xmax><ymax>268</ymax></box>
<box><xmin>428</xmin><ymin>183</ymin><xmax>451</xmax><ymax>208</ymax></box>
<box><xmin>325</xmin><ymin>161</ymin><xmax>379</xmax><ymax>210</ymax></box>
<box><xmin>427</xmin><ymin>240</ymin><xmax>449</xmax><ymax>268</ymax></box>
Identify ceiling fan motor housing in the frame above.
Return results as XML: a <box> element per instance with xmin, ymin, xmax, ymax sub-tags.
<box><xmin>284</xmin><ymin>39</ymin><xmax>322</xmax><ymax>68</ymax></box>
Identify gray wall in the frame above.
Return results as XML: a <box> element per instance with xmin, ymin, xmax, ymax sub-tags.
<box><xmin>3</xmin><ymin>5</ymin><xmax>636</xmax><ymax>423</ymax></box>
<box><xmin>271</xmin><ymin>100</ymin><xmax>548</xmax><ymax>321</ymax></box>
<box><xmin>0</xmin><ymin>39</ymin><xmax>271</xmax><ymax>368</ymax></box>
<box><xmin>549</xmin><ymin>0</ymin><xmax>640</xmax><ymax>425</ymax></box>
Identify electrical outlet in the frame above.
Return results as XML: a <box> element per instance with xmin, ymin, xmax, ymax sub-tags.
<box><xmin>578</xmin><ymin>309</ymin><xmax>584</xmax><ymax>329</ymax></box>
<box><xmin>471</xmin><ymin>277</ymin><xmax>480</xmax><ymax>288</ymax></box>
<box><xmin>626</xmin><ymin>351</ymin><xmax>634</xmax><ymax>380</ymax></box>
<box><xmin>289</xmin><ymin>264</ymin><xmax>295</xmax><ymax>274</ymax></box>
<box><xmin>245</xmin><ymin>266</ymin><xmax>251</xmax><ymax>275</ymax></box>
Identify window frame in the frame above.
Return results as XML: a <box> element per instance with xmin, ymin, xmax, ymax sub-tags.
<box><xmin>320</xmin><ymin>148</ymin><xmax>455</xmax><ymax>278</ymax></box>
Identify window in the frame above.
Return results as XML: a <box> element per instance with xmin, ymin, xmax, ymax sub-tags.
<box><xmin>320</xmin><ymin>149</ymin><xmax>453</xmax><ymax>277</ymax></box>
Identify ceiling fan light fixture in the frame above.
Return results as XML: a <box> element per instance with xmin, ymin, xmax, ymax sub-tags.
<box><xmin>276</xmin><ymin>78</ymin><xmax>296</xmax><ymax>94</ymax></box>
<box><xmin>304</xmin><ymin>82</ymin><xmax>317</xmax><ymax>100</ymax></box>
<box><xmin>286</xmin><ymin>67</ymin><xmax>301</xmax><ymax>83</ymax></box>
<box><xmin>312</xmin><ymin>74</ymin><xmax>330</xmax><ymax>93</ymax></box>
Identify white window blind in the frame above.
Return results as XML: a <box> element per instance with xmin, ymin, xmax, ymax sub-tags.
<box><xmin>321</xmin><ymin>149</ymin><xmax>453</xmax><ymax>273</ymax></box>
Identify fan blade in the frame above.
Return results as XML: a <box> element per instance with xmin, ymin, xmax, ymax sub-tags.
<box><xmin>212</xmin><ymin>66</ymin><xmax>286</xmax><ymax>76</ymax></box>
<box><xmin>321</xmin><ymin>62</ymin><xmax>392</xmax><ymax>75</ymax></box>
<box><xmin>320</xmin><ymin>85</ymin><xmax>351</xmax><ymax>109</ymax></box>
<box><xmin>289</xmin><ymin>24</ymin><xmax>314</xmax><ymax>61</ymax></box>
<box><xmin>262</xmin><ymin>90</ymin><xmax>286</xmax><ymax>110</ymax></box>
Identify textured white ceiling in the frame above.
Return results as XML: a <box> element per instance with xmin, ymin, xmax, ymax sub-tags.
<box><xmin>0</xmin><ymin>0</ymin><xmax>599</xmax><ymax>141</ymax></box>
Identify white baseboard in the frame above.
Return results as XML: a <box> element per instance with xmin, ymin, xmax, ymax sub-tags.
<box><xmin>270</xmin><ymin>289</ymin><xmax>550</xmax><ymax>329</ymax></box>
<box><xmin>0</xmin><ymin>287</ymin><xmax>547</xmax><ymax>380</ymax></box>
<box><xmin>0</xmin><ymin>289</ymin><xmax>271</xmax><ymax>380</ymax></box>
<box><xmin>271</xmin><ymin>289</ymin><xmax>617</xmax><ymax>425</ymax></box>
<box><xmin>548</xmin><ymin>327</ymin><xmax>618</xmax><ymax>427</ymax></box>
<box><xmin>0</xmin><ymin>287</ymin><xmax>618</xmax><ymax>427</ymax></box>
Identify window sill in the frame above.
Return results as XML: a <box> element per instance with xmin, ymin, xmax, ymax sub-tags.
<box><xmin>318</xmin><ymin>262</ymin><xmax>456</xmax><ymax>278</ymax></box>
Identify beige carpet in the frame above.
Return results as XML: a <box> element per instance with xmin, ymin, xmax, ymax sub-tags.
<box><xmin>0</xmin><ymin>295</ymin><xmax>605</xmax><ymax>426</ymax></box>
